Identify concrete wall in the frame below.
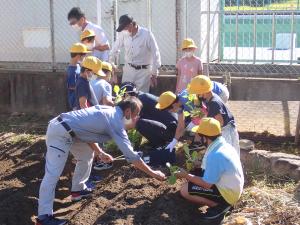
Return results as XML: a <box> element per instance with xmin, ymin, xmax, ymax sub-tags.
<box><xmin>0</xmin><ymin>71</ymin><xmax>67</xmax><ymax>115</ymax></box>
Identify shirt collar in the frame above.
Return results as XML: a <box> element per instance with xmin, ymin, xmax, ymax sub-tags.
<box><xmin>207</xmin><ymin>136</ymin><xmax>225</xmax><ymax>152</ymax></box>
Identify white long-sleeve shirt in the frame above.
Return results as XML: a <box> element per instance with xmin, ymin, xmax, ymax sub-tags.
<box><xmin>109</xmin><ymin>26</ymin><xmax>161</xmax><ymax>75</ymax></box>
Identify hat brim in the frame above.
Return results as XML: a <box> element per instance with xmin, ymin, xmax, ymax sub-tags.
<box><xmin>116</xmin><ymin>23</ymin><xmax>127</xmax><ymax>32</ymax></box>
<box><xmin>81</xmin><ymin>34</ymin><xmax>95</xmax><ymax>41</ymax></box>
<box><xmin>155</xmin><ymin>103</ymin><xmax>164</xmax><ymax>110</ymax></box>
<box><xmin>191</xmin><ymin>125</ymin><xmax>200</xmax><ymax>133</ymax></box>
<box><xmin>70</xmin><ymin>50</ymin><xmax>91</xmax><ymax>53</ymax></box>
<box><xmin>182</xmin><ymin>45</ymin><xmax>198</xmax><ymax>50</ymax></box>
<box><xmin>95</xmin><ymin>70</ymin><xmax>107</xmax><ymax>77</ymax></box>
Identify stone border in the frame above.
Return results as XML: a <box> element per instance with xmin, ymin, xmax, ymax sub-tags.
<box><xmin>240</xmin><ymin>139</ymin><xmax>300</xmax><ymax>181</ymax></box>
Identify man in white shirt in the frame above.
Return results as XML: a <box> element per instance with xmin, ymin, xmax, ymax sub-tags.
<box><xmin>109</xmin><ymin>14</ymin><xmax>161</xmax><ymax>92</ymax></box>
<box><xmin>68</xmin><ymin>7</ymin><xmax>110</xmax><ymax>61</ymax></box>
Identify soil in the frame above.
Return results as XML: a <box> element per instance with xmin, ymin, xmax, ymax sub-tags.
<box><xmin>0</xmin><ymin>114</ymin><xmax>299</xmax><ymax>225</ymax></box>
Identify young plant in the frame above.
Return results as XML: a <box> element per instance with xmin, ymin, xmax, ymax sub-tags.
<box><xmin>113</xmin><ymin>85</ymin><xmax>127</xmax><ymax>103</ymax></box>
<box><xmin>127</xmin><ymin>129</ymin><xmax>142</xmax><ymax>149</ymax></box>
<box><xmin>182</xmin><ymin>93</ymin><xmax>206</xmax><ymax>120</ymax></box>
<box><xmin>166</xmin><ymin>162</ymin><xmax>180</xmax><ymax>185</ymax></box>
<box><xmin>183</xmin><ymin>143</ymin><xmax>199</xmax><ymax>171</ymax></box>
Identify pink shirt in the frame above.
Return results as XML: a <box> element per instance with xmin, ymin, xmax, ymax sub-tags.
<box><xmin>176</xmin><ymin>56</ymin><xmax>203</xmax><ymax>94</ymax></box>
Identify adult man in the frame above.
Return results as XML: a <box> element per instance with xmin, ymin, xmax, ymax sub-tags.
<box><xmin>75</xmin><ymin>56</ymin><xmax>100</xmax><ymax>110</ymax></box>
<box><xmin>36</xmin><ymin>97</ymin><xmax>166</xmax><ymax>225</ymax></box>
<box><xmin>109</xmin><ymin>14</ymin><xmax>161</xmax><ymax>92</ymax></box>
<box><xmin>120</xmin><ymin>82</ymin><xmax>178</xmax><ymax>147</ymax></box>
<box><xmin>68</xmin><ymin>7</ymin><xmax>110</xmax><ymax>61</ymax></box>
<box><xmin>175</xmin><ymin>118</ymin><xmax>244</xmax><ymax>220</ymax></box>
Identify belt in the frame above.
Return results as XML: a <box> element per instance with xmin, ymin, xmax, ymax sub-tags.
<box><xmin>128</xmin><ymin>63</ymin><xmax>148</xmax><ymax>70</ymax></box>
<box><xmin>57</xmin><ymin>117</ymin><xmax>75</xmax><ymax>138</ymax></box>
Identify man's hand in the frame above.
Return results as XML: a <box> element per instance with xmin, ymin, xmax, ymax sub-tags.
<box><xmin>175</xmin><ymin>168</ymin><xmax>188</xmax><ymax>179</ymax></box>
<box><xmin>150</xmin><ymin>74</ymin><xmax>158</xmax><ymax>87</ymax></box>
<box><xmin>98</xmin><ymin>152</ymin><xmax>114</xmax><ymax>163</ymax></box>
<box><xmin>152</xmin><ymin>170</ymin><xmax>166</xmax><ymax>181</ymax></box>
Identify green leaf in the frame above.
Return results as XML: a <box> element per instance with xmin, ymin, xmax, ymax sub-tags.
<box><xmin>191</xmin><ymin>151</ymin><xmax>198</xmax><ymax>160</ymax></box>
<box><xmin>168</xmin><ymin>175</ymin><xmax>177</xmax><ymax>185</ymax></box>
<box><xmin>183</xmin><ymin>144</ymin><xmax>190</xmax><ymax>159</ymax></box>
<box><xmin>113</xmin><ymin>85</ymin><xmax>120</xmax><ymax>94</ymax></box>
<box><xmin>183</xmin><ymin>111</ymin><xmax>190</xmax><ymax>117</ymax></box>
<box><xmin>186</xmin><ymin>161</ymin><xmax>193</xmax><ymax>171</ymax></box>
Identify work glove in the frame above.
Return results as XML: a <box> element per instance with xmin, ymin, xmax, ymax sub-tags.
<box><xmin>165</xmin><ymin>138</ymin><xmax>178</xmax><ymax>152</ymax></box>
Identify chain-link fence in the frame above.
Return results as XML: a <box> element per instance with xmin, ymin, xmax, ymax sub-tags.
<box><xmin>0</xmin><ymin>0</ymin><xmax>299</xmax><ymax>74</ymax></box>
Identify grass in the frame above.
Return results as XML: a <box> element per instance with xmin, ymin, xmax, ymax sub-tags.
<box><xmin>223</xmin><ymin>170</ymin><xmax>299</xmax><ymax>224</ymax></box>
<box><xmin>9</xmin><ymin>133</ymin><xmax>38</xmax><ymax>146</ymax></box>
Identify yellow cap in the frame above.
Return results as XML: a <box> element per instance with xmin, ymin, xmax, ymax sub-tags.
<box><xmin>188</xmin><ymin>75</ymin><xmax>213</xmax><ymax>95</ymax></box>
<box><xmin>69</xmin><ymin>43</ymin><xmax>91</xmax><ymax>53</ymax></box>
<box><xmin>80</xmin><ymin>29</ymin><xmax>96</xmax><ymax>41</ymax></box>
<box><xmin>81</xmin><ymin>56</ymin><xmax>106</xmax><ymax>77</ymax></box>
<box><xmin>191</xmin><ymin>117</ymin><xmax>221</xmax><ymax>136</ymax></box>
<box><xmin>155</xmin><ymin>91</ymin><xmax>177</xmax><ymax>110</ymax></box>
<box><xmin>102</xmin><ymin>61</ymin><xmax>113</xmax><ymax>72</ymax></box>
<box><xmin>181</xmin><ymin>38</ymin><xmax>197</xmax><ymax>50</ymax></box>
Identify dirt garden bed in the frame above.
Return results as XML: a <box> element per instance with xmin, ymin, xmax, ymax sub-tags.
<box><xmin>0</xmin><ymin>114</ymin><xmax>299</xmax><ymax>225</ymax></box>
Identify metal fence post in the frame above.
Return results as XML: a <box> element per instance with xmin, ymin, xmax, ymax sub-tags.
<box><xmin>253</xmin><ymin>13</ymin><xmax>257</xmax><ymax>64</ymax></box>
<box><xmin>290</xmin><ymin>12</ymin><xmax>295</xmax><ymax>65</ymax></box>
<box><xmin>207</xmin><ymin>0</ymin><xmax>210</xmax><ymax>76</ymax></box>
<box><xmin>235</xmin><ymin>12</ymin><xmax>238</xmax><ymax>64</ymax></box>
<box><xmin>175</xmin><ymin>0</ymin><xmax>181</xmax><ymax>62</ymax></box>
<box><xmin>271</xmin><ymin>12</ymin><xmax>275</xmax><ymax>64</ymax></box>
<box><xmin>49</xmin><ymin>0</ymin><xmax>56</xmax><ymax>72</ymax></box>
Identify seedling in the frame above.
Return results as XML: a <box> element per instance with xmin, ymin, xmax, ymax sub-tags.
<box><xmin>182</xmin><ymin>93</ymin><xmax>206</xmax><ymax>120</ymax></box>
<box><xmin>113</xmin><ymin>85</ymin><xmax>127</xmax><ymax>103</ymax></box>
<box><xmin>183</xmin><ymin>143</ymin><xmax>199</xmax><ymax>171</ymax></box>
<box><xmin>166</xmin><ymin>162</ymin><xmax>180</xmax><ymax>185</ymax></box>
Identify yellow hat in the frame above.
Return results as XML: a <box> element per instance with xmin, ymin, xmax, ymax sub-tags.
<box><xmin>181</xmin><ymin>38</ymin><xmax>197</xmax><ymax>50</ymax></box>
<box><xmin>191</xmin><ymin>117</ymin><xmax>221</xmax><ymax>136</ymax></box>
<box><xmin>188</xmin><ymin>75</ymin><xmax>213</xmax><ymax>95</ymax></box>
<box><xmin>80</xmin><ymin>29</ymin><xmax>96</xmax><ymax>41</ymax></box>
<box><xmin>69</xmin><ymin>43</ymin><xmax>91</xmax><ymax>53</ymax></box>
<box><xmin>81</xmin><ymin>56</ymin><xmax>106</xmax><ymax>77</ymax></box>
<box><xmin>155</xmin><ymin>91</ymin><xmax>177</xmax><ymax>110</ymax></box>
<box><xmin>102</xmin><ymin>61</ymin><xmax>113</xmax><ymax>72</ymax></box>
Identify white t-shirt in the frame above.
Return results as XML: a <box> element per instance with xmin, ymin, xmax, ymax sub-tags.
<box><xmin>90</xmin><ymin>79</ymin><xmax>112</xmax><ymax>104</ymax></box>
<box><xmin>84</xmin><ymin>22</ymin><xmax>109</xmax><ymax>61</ymax></box>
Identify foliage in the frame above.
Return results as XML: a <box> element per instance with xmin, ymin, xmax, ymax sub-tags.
<box><xmin>183</xmin><ymin>143</ymin><xmax>199</xmax><ymax>171</ymax></box>
<box><xmin>103</xmin><ymin>129</ymin><xmax>142</xmax><ymax>152</ymax></box>
<box><xmin>181</xmin><ymin>94</ymin><xmax>206</xmax><ymax>119</ymax></box>
<box><xmin>166</xmin><ymin>162</ymin><xmax>180</xmax><ymax>185</ymax></box>
<box><xmin>113</xmin><ymin>85</ymin><xmax>127</xmax><ymax>103</ymax></box>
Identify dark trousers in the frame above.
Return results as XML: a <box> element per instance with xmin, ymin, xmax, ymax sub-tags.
<box><xmin>136</xmin><ymin>119</ymin><xmax>175</xmax><ymax>147</ymax></box>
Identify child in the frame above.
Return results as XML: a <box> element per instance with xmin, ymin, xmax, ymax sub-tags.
<box><xmin>176</xmin><ymin>38</ymin><xmax>203</xmax><ymax>94</ymax></box>
<box><xmin>67</xmin><ymin>43</ymin><xmax>90</xmax><ymax>110</ymax></box>
<box><xmin>175</xmin><ymin>118</ymin><xmax>244</xmax><ymax>221</ymax></box>
<box><xmin>80</xmin><ymin>29</ymin><xmax>96</xmax><ymax>51</ymax></box>
<box><xmin>90</xmin><ymin>61</ymin><xmax>114</xmax><ymax>106</ymax></box>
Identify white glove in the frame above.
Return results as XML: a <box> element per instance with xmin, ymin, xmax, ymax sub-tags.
<box><xmin>166</xmin><ymin>138</ymin><xmax>178</xmax><ymax>152</ymax></box>
<box><xmin>186</xmin><ymin>121</ymin><xmax>197</xmax><ymax>131</ymax></box>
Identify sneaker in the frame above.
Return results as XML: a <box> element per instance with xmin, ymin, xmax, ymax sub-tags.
<box><xmin>71</xmin><ymin>188</ymin><xmax>93</xmax><ymax>202</ymax></box>
<box><xmin>36</xmin><ymin>215</ymin><xmax>67</xmax><ymax>225</ymax></box>
<box><xmin>88</xmin><ymin>174</ymin><xmax>102</xmax><ymax>183</ymax></box>
<box><xmin>200</xmin><ymin>204</ymin><xmax>232</xmax><ymax>220</ymax></box>
<box><xmin>93</xmin><ymin>162</ymin><xmax>113</xmax><ymax>171</ymax></box>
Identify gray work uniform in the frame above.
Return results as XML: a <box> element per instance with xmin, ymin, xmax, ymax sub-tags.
<box><xmin>38</xmin><ymin>105</ymin><xmax>140</xmax><ymax>216</ymax></box>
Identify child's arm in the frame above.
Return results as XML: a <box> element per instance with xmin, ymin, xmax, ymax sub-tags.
<box><xmin>176</xmin><ymin>169</ymin><xmax>213</xmax><ymax>189</ymax></box>
<box><xmin>198</xmin><ymin>60</ymin><xmax>203</xmax><ymax>75</ymax></box>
